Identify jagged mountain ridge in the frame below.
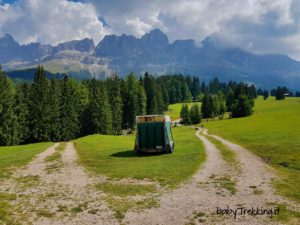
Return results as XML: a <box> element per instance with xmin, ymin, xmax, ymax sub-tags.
<box><xmin>1</xmin><ymin>29</ymin><xmax>300</xmax><ymax>89</ymax></box>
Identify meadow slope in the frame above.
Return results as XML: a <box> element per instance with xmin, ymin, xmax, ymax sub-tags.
<box><xmin>204</xmin><ymin>97</ymin><xmax>300</xmax><ymax>203</ymax></box>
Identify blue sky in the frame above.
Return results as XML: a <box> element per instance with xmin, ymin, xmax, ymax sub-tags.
<box><xmin>1</xmin><ymin>0</ymin><xmax>300</xmax><ymax>60</ymax></box>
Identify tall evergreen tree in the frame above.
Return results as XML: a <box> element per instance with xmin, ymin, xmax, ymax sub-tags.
<box><xmin>28</xmin><ymin>66</ymin><xmax>51</xmax><ymax>142</ymax></box>
<box><xmin>15</xmin><ymin>83</ymin><xmax>30</xmax><ymax>144</ymax></box>
<box><xmin>231</xmin><ymin>94</ymin><xmax>254</xmax><ymax>118</ymax></box>
<box><xmin>60</xmin><ymin>76</ymin><xmax>87</xmax><ymax>140</ymax></box>
<box><xmin>180</xmin><ymin>104</ymin><xmax>190</xmax><ymax>124</ymax></box>
<box><xmin>87</xmin><ymin>79</ymin><xmax>112</xmax><ymax>134</ymax></box>
<box><xmin>107</xmin><ymin>75</ymin><xmax>123</xmax><ymax>134</ymax></box>
<box><xmin>263</xmin><ymin>90</ymin><xmax>269</xmax><ymax>100</ymax></box>
<box><xmin>125</xmin><ymin>73</ymin><xmax>139</xmax><ymax>129</ymax></box>
<box><xmin>143</xmin><ymin>72</ymin><xmax>157</xmax><ymax>114</ymax></box>
<box><xmin>137</xmin><ymin>84</ymin><xmax>147</xmax><ymax>116</ymax></box>
<box><xmin>190</xmin><ymin>104</ymin><xmax>202</xmax><ymax>124</ymax></box>
<box><xmin>0</xmin><ymin>71</ymin><xmax>19</xmax><ymax>145</ymax></box>
<box><xmin>49</xmin><ymin>79</ymin><xmax>61</xmax><ymax>141</ymax></box>
<box><xmin>275</xmin><ymin>86</ymin><xmax>285</xmax><ymax>100</ymax></box>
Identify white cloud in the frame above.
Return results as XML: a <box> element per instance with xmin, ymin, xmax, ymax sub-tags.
<box><xmin>88</xmin><ymin>0</ymin><xmax>300</xmax><ymax>60</ymax></box>
<box><xmin>0</xmin><ymin>0</ymin><xmax>110</xmax><ymax>45</ymax></box>
<box><xmin>1</xmin><ymin>0</ymin><xmax>300</xmax><ymax>60</ymax></box>
<box><xmin>125</xmin><ymin>17</ymin><xmax>152</xmax><ymax>37</ymax></box>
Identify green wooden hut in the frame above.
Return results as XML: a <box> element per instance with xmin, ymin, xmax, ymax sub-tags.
<box><xmin>134</xmin><ymin>115</ymin><xmax>174</xmax><ymax>153</ymax></box>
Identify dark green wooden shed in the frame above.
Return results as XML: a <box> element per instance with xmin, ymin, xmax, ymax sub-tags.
<box><xmin>134</xmin><ymin>115</ymin><xmax>174</xmax><ymax>153</ymax></box>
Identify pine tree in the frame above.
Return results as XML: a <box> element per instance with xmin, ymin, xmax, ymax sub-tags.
<box><xmin>15</xmin><ymin>83</ymin><xmax>30</xmax><ymax>144</ymax></box>
<box><xmin>107</xmin><ymin>75</ymin><xmax>123</xmax><ymax>135</ymax></box>
<box><xmin>125</xmin><ymin>73</ymin><xmax>139</xmax><ymax>130</ymax></box>
<box><xmin>216</xmin><ymin>92</ymin><xmax>227</xmax><ymax>119</ymax></box>
<box><xmin>275</xmin><ymin>86</ymin><xmax>285</xmax><ymax>100</ymax></box>
<box><xmin>190</xmin><ymin>104</ymin><xmax>202</xmax><ymax>124</ymax></box>
<box><xmin>137</xmin><ymin>84</ymin><xmax>147</xmax><ymax>116</ymax></box>
<box><xmin>180</xmin><ymin>104</ymin><xmax>190</xmax><ymax>124</ymax></box>
<box><xmin>60</xmin><ymin>76</ymin><xmax>85</xmax><ymax>140</ymax></box>
<box><xmin>87</xmin><ymin>79</ymin><xmax>112</xmax><ymax>134</ymax></box>
<box><xmin>0</xmin><ymin>71</ymin><xmax>19</xmax><ymax>145</ymax></box>
<box><xmin>28</xmin><ymin>66</ymin><xmax>51</xmax><ymax>142</ymax></box>
<box><xmin>263</xmin><ymin>90</ymin><xmax>269</xmax><ymax>100</ymax></box>
<box><xmin>201</xmin><ymin>93</ymin><xmax>211</xmax><ymax>118</ymax></box>
<box><xmin>49</xmin><ymin>79</ymin><xmax>61</xmax><ymax>141</ymax></box>
<box><xmin>143</xmin><ymin>72</ymin><xmax>157</xmax><ymax>114</ymax></box>
<box><xmin>231</xmin><ymin>94</ymin><xmax>254</xmax><ymax>118</ymax></box>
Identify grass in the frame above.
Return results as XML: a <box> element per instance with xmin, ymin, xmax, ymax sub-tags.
<box><xmin>166</xmin><ymin>102</ymin><xmax>201</xmax><ymax>120</ymax></box>
<box><xmin>45</xmin><ymin>142</ymin><xmax>67</xmax><ymax>173</ymax></box>
<box><xmin>0</xmin><ymin>142</ymin><xmax>52</xmax><ymax>224</ymax></box>
<box><xmin>74</xmin><ymin>126</ymin><xmax>205</xmax><ymax>220</ymax></box>
<box><xmin>96</xmin><ymin>182</ymin><xmax>158</xmax><ymax>218</ymax></box>
<box><xmin>211</xmin><ymin>175</ymin><xmax>237</xmax><ymax>195</ymax></box>
<box><xmin>275</xmin><ymin>203</ymin><xmax>300</xmax><ymax>224</ymax></box>
<box><xmin>0</xmin><ymin>142</ymin><xmax>53</xmax><ymax>179</ymax></box>
<box><xmin>203</xmin><ymin>134</ymin><xmax>237</xmax><ymax>166</ymax></box>
<box><xmin>105</xmin><ymin>195</ymin><xmax>159</xmax><ymax>220</ymax></box>
<box><xmin>36</xmin><ymin>209</ymin><xmax>54</xmax><ymax>218</ymax></box>
<box><xmin>96</xmin><ymin>183</ymin><xmax>156</xmax><ymax>197</ymax></box>
<box><xmin>45</xmin><ymin>142</ymin><xmax>66</xmax><ymax>162</ymax></box>
<box><xmin>204</xmin><ymin>97</ymin><xmax>300</xmax><ymax>203</ymax></box>
<box><xmin>74</xmin><ymin>126</ymin><xmax>205</xmax><ymax>188</ymax></box>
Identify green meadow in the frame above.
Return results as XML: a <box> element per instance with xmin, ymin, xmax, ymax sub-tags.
<box><xmin>74</xmin><ymin>126</ymin><xmax>205</xmax><ymax>188</ymax></box>
<box><xmin>74</xmin><ymin>126</ymin><xmax>205</xmax><ymax>219</ymax></box>
<box><xmin>0</xmin><ymin>142</ymin><xmax>53</xmax><ymax>179</ymax></box>
<box><xmin>204</xmin><ymin>97</ymin><xmax>300</xmax><ymax>203</ymax></box>
<box><xmin>166</xmin><ymin>102</ymin><xmax>201</xmax><ymax>120</ymax></box>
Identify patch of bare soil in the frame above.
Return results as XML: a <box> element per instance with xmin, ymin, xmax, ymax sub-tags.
<box><xmin>1</xmin><ymin>143</ymin><xmax>118</xmax><ymax>225</ymax></box>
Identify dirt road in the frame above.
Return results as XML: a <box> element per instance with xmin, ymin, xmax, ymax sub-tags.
<box><xmin>1</xmin><ymin>130</ymin><xmax>298</xmax><ymax>224</ymax></box>
<box><xmin>123</xmin><ymin>129</ymin><xmax>291</xmax><ymax>225</ymax></box>
<box><xmin>0</xmin><ymin>143</ymin><xmax>118</xmax><ymax>225</ymax></box>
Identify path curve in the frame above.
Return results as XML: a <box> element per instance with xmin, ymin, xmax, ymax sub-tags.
<box><xmin>124</xmin><ymin>130</ymin><xmax>282</xmax><ymax>225</ymax></box>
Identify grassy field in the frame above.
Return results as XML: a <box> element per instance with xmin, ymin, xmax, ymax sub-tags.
<box><xmin>166</xmin><ymin>102</ymin><xmax>201</xmax><ymax>120</ymax></box>
<box><xmin>0</xmin><ymin>142</ymin><xmax>53</xmax><ymax>224</ymax></box>
<box><xmin>74</xmin><ymin>126</ymin><xmax>205</xmax><ymax>218</ymax></box>
<box><xmin>0</xmin><ymin>143</ymin><xmax>53</xmax><ymax>179</ymax></box>
<box><xmin>204</xmin><ymin>97</ymin><xmax>300</xmax><ymax>203</ymax></box>
<box><xmin>74</xmin><ymin>126</ymin><xmax>205</xmax><ymax>188</ymax></box>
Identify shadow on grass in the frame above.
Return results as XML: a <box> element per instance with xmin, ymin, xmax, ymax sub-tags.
<box><xmin>110</xmin><ymin>150</ymin><xmax>166</xmax><ymax>158</ymax></box>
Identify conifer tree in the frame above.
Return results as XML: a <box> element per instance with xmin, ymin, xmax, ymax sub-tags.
<box><xmin>15</xmin><ymin>83</ymin><xmax>30</xmax><ymax>144</ymax></box>
<box><xmin>231</xmin><ymin>94</ymin><xmax>254</xmax><ymax>118</ymax></box>
<box><xmin>125</xmin><ymin>73</ymin><xmax>139</xmax><ymax>130</ymax></box>
<box><xmin>137</xmin><ymin>84</ymin><xmax>147</xmax><ymax>116</ymax></box>
<box><xmin>107</xmin><ymin>75</ymin><xmax>123</xmax><ymax>134</ymax></box>
<box><xmin>49</xmin><ymin>79</ymin><xmax>61</xmax><ymax>141</ymax></box>
<box><xmin>143</xmin><ymin>72</ymin><xmax>157</xmax><ymax>114</ymax></box>
<box><xmin>29</xmin><ymin>66</ymin><xmax>51</xmax><ymax>142</ymax></box>
<box><xmin>180</xmin><ymin>104</ymin><xmax>190</xmax><ymax>124</ymax></box>
<box><xmin>263</xmin><ymin>90</ymin><xmax>269</xmax><ymax>100</ymax></box>
<box><xmin>190</xmin><ymin>104</ymin><xmax>202</xmax><ymax>124</ymax></box>
<box><xmin>201</xmin><ymin>93</ymin><xmax>211</xmax><ymax>118</ymax></box>
<box><xmin>87</xmin><ymin>80</ymin><xmax>112</xmax><ymax>134</ymax></box>
<box><xmin>60</xmin><ymin>76</ymin><xmax>86</xmax><ymax>140</ymax></box>
<box><xmin>0</xmin><ymin>71</ymin><xmax>19</xmax><ymax>145</ymax></box>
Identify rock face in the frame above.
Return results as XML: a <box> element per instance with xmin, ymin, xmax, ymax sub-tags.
<box><xmin>1</xmin><ymin>29</ymin><xmax>300</xmax><ymax>89</ymax></box>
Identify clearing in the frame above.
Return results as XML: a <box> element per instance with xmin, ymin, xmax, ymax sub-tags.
<box><xmin>0</xmin><ymin>97</ymin><xmax>299</xmax><ymax>224</ymax></box>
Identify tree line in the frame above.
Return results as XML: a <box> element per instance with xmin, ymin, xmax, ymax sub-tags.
<box><xmin>1</xmin><ymin>65</ymin><xmax>298</xmax><ymax>145</ymax></box>
<box><xmin>0</xmin><ymin>66</ymin><xmax>206</xmax><ymax>146</ymax></box>
<box><xmin>180</xmin><ymin>80</ymin><xmax>257</xmax><ymax>124</ymax></box>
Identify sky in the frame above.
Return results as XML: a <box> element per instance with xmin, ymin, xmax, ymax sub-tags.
<box><xmin>1</xmin><ymin>0</ymin><xmax>300</xmax><ymax>60</ymax></box>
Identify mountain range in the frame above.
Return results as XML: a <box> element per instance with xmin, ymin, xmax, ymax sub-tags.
<box><xmin>1</xmin><ymin>29</ymin><xmax>300</xmax><ymax>89</ymax></box>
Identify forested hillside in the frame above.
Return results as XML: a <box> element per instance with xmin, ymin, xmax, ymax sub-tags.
<box><xmin>0</xmin><ymin>65</ymin><xmax>287</xmax><ymax>146</ymax></box>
